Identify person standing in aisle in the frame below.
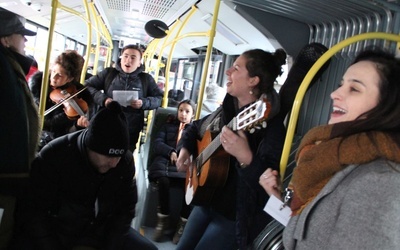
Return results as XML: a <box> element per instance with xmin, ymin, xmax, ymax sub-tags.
<box><xmin>85</xmin><ymin>44</ymin><xmax>164</xmax><ymax>152</ymax></box>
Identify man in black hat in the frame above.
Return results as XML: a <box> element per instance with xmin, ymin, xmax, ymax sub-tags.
<box><xmin>12</xmin><ymin>101</ymin><xmax>157</xmax><ymax>250</ymax></box>
<box><xmin>0</xmin><ymin>8</ymin><xmax>40</xmax><ymax>249</ymax></box>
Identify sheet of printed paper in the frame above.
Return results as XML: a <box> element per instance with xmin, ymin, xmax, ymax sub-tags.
<box><xmin>264</xmin><ymin>195</ymin><xmax>291</xmax><ymax>226</ymax></box>
<box><xmin>113</xmin><ymin>90</ymin><xmax>138</xmax><ymax>107</ymax></box>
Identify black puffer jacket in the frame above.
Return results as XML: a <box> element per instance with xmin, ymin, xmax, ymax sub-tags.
<box><xmin>18</xmin><ymin>130</ymin><xmax>137</xmax><ymax>249</ymax></box>
<box><xmin>85</xmin><ymin>63</ymin><xmax>164</xmax><ymax>150</ymax></box>
<box><xmin>148</xmin><ymin>116</ymin><xmax>187</xmax><ymax>180</ymax></box>
<box><xmin>29</xmin><ymin>71</ymin><xmax>95</xmax><ymax>139</ymax></box>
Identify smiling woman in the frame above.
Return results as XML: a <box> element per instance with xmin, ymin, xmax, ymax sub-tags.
<box><xmin>260</xmin><ymin>47</ymin><xmax>400</xmax><ymax>250</ymax></box>
<box><xmin>329</xmin><ymin>60</ymin><xmax>381</xmax><ymax>124</ymax></box>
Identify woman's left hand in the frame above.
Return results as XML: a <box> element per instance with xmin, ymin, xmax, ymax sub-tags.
<box><xmin>220</xmin><ymin>126</ymin><xmax>252</xmax><ymax>165</ymax></box>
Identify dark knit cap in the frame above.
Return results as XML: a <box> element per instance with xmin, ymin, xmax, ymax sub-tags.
<box><xmin>85</xmin><ymin>101</ymin><xmax>129</xmax><ymax>156</ymax></box>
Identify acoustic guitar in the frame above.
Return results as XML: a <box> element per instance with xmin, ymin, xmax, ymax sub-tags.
<box><xmin>185</xmin><ymin>97</ymin><xmax>271</xmax><ymax>206</ymax></box>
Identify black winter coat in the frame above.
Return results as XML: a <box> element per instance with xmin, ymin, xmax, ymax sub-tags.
<box><xmin>18</xmin><ymin>130</ymin><xmax>137</xmax><ymax>249</ymax></box>
<box><xmin>148</xmin><ymin>117</ymin><xmax>187</xmax><ymax>180</ymax></box>
<box><xmin>0</xmin><ymin>45</ymin><xmax>40</xmax><ymax>183</ymax></box>
<box><xmin>29</xmin><ymin>71</ymin><xmax>95</xmax><ymax>139</ymax></box>
<box><xmin>85</xmin><ymin>63</ymin><xmax>164</xmax><ymax>150</ymax></box>
<box><xmin>180</xmin><ymin>93</ymin><xmax>286</xmax><ymax>249</ymax></box>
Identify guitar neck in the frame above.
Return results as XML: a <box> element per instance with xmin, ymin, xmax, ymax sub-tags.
<box><xmin>195</xmin><ymin>98</ymin><xmax>267</xmax><ymax>168</ymax></box>
<box><xmin>197</xmin><ymin>119</ymin><xmax>235</xmax><ymax>166</ymax></box>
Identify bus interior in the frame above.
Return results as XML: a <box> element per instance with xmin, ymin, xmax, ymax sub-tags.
<box><xmin>2</xmin><ymin>0</ymin><xmax>400</xmax><ymax>248</ymax></box>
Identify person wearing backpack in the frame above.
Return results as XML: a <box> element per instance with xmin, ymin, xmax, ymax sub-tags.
<box><xmin>85</xmin><ymin>44</ymin><xmax>164</xmax><ymax>152</ymax></box>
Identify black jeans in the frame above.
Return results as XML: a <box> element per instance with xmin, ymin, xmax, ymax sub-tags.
<box><xmin>156</xmin><ymin>176</ymin><xmax>191</xmax><ymax>219</ymax></box>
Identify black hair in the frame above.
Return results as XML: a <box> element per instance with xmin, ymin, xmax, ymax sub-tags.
<box><xmin>121</xmin><ymin>44</ymin><xmax>143</xmax><ymax>59</ymax></box>
<box><xmin>177</xmin><ymin>99</ymin><xmax>196</xmax><ymax>114</ymax></box>
<box><xmin>337</xmin><ymin>47</ymin><xmax>400</xmax><ymax>136</ymax></box>
<box><xmin>242</xmin><ymin>48</ymin><xmax>287</xmax><ymax>96</ymax></box>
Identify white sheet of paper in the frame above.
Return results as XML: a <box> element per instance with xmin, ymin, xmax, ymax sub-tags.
<box><xmin>113</xmin><ymin>90</ymin><xmax>138</xmax><ymax>107</ymax></box>
<box><xmin>264</xmin><ymin>195</ymin><xmax>292</xmax><ymax>226</ymax></box>
<box><xmin>0</xmin><ymin>208</ymin><xmax>4</xmax><ymax>226</ymax></box>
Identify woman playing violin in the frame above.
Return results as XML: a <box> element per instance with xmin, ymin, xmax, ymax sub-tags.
<box><xmin>29</xmin><ymin>50</ymin><xmax>94</xmax><ymax>145</ymax></box>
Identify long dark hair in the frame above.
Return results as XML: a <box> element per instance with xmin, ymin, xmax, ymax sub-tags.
<box><xmin>337</xmin><ymin>47</ymin><xmax>400</xmax><ymax>136</ymax></box>
<box><xmin>241</xmin><ymin>48</ymin><xmax>287</xmax><ymax>96</ymax></box>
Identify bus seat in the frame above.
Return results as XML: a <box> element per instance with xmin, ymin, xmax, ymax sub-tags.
<box><xmin>277</xmin><ymin>42</ymin><xmax>329</xmax><ymax>125</ymax></box>
<box><xmin>251</xmin><ymin>43</ymin><xmax>331</xmax><ymax>249</ymax></box>
<box><xmin>140</xmin><ymin>106</ymin><xmax>184</xmax><ymax>233</ymax></box>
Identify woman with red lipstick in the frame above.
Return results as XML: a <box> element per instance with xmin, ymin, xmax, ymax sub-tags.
<box><xmin>260</xmin><ymin>47</ymin><xmax>400</xmax><ymax>249</ymax></box>
<box><xmin>85</xmin><ymin>44</ymin><xmax>164</xmax><ymax>152</ymax></box>
<box><xmin>175</xmin><ymin>48</ymin><xmax>287</xmax><ymax>250</ymax></box>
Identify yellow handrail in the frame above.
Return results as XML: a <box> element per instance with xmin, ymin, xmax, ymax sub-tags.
<box><xmin>38</xmin><ymin>0</ymin><xmax>112</xmax><ymax>127</ymax></box>
<box><xmin>143</xmin><ymin>0</ymin><xmax>222</xmax><ymax>113</ymax></box>
<box><xmin>280</xmin><ymin>32</ymin><xmax>400</xmax><ymax>180</ymax></box>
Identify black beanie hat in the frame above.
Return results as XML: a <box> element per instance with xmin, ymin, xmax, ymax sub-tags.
<box><xmin>85</xmin><ymin>101</ymin><xmax>129</xmax><ymax>156</ymax></box>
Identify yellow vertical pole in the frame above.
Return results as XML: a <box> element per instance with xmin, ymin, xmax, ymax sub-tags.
<box><xmin>194</xmin><ymin>0</ymin><xmax>221</xmax><ymax>119</ymax></box>
<box><xmin>38</xmin><ymin>0</ymin><xmax>58</xmax><ymax>128</ymax></box>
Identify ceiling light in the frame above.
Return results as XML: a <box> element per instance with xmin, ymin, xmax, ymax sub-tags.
<box><xmin>202</xmin><ymin>13</ymin><xmax>247</xmax><ymax>46</ymax></box>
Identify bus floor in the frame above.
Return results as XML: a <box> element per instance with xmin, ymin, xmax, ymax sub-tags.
<box><xmin>142</xmin><ymin>226</ymin><xmax>179</xmax><ymax>249</ymax></box>
<box><xmin>133</xmin><ymin>147</ymin><xmax>178</xmax><ymax>249</ymax></box>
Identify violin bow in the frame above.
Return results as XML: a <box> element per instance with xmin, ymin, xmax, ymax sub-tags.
<box><xmin>43</xmin><ymin>86</ymin><xmax>88</xmax><ymax>116</ymax></box>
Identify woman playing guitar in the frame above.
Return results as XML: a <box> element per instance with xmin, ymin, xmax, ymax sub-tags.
<box><xmin>176</xmin><ymin>48</ymin><xmax>287</xmax><ymax>250</ymax></box>
<box><xmin>29</xmin><ymin>50</ymin><xmax>94</xmax><ymax>148</ymax></box>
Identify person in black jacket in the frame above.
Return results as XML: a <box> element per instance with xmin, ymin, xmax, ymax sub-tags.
<box><xmin>85</xmin><ymin>44</ymin><xmax>164</xmax><ymax>152</ymax></box>
<box><xmin>12</xmin><ymin>101</ymin><xmax>157</xmax><ymax>250</ymax></box>
<box><xmin>0</xmin><ymin>8</ymin><xmax>40</xmax><ymax>249</ymax></box>
<box><xmin>29</xmin><ymin>50</ymin><xmax>94</xmax><ymax>148</ymax></box>
<box><xmin>176</xmin><ymin>48</ymin><xmax>287</xmax><ymax>250</ymax></box>
<box><xmin>148</xmin><ymin>99</ymin><xmax>195</xmax><ymax>244</ymax></box>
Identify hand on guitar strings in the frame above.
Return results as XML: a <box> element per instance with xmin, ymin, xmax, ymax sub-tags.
<box><xmin>220</xmin><ymin>126</ymin><xmax>253</xmax><ymax>166</ymax></box>
<box><xmin>176</xmin><ymin>147</ymin><xmax>191</xmax><ymax>172</ymax></box>
<box><xmin>259</xmin><ymin>168</ymin><xmax>282</xmax><ymax>200</ymax></box>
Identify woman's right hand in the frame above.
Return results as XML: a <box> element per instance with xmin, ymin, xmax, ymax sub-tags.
<box><xmin>176</xmin><ymin>148</ymin><xmax>191</xmax><ymax>172</ymax></box>
<box><xmin>170</xmin><ymin>152</ymin><xmax>178</xmax><ymax>165</ymax></box>
<box><xmin>259</xmin><ymin>168</ymin><xmax>282</xmax><ymax>200</ymax></box>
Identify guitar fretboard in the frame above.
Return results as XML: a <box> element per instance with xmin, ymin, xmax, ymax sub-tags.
<box><xmin>196</xmin><ymin>119</ymin><xmax>235</xmax><ymax>169</ymax></box>
<box><xmin>194</xmin><ymin>98</ymin><xmax>267</xmax><ymax>171</ymax></box>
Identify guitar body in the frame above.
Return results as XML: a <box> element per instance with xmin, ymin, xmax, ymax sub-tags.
<box><xmin>185</xmin><ymin>130</ymin><xmax>230</xmax><ymax>205</ymax></box>
<box><xmin>185</xmin><ymin>164</ymin><xmax>216</xmax><ymax>206</ymax></box>
<box><xmin>197</xmin><ymin>130</ymin><xmax>230</xmax><ymax>187</ymax></box>
<box><xmin>184</xmin><ymin>98</ymin><xmax>269</xmax><ymax>206</ymax></box>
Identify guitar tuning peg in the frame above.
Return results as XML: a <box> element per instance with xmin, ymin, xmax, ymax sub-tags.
<box><xmin>262</xmin><ymin>121</ymin><xmax>267</xmax><ymax>128</ymax></box>
<box><xmin>249</xmin><ymin>128</ymin><xmax>256</xmax><ymax>134</ymax></box>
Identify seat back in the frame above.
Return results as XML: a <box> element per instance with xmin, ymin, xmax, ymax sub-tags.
<box><xmin>251</xmin><ymin>43</ymin><xmax>331</xmax><ymax>249</ymax></box>
<box><xmin>142</xmin><ymin>106</ymin><xmax>177</xmax><ymax>172</ymax></box>
<box><xmin>277</xmin><ymin>42</ymin><xmax>329</xmax><ymax>124</ymax></box>
<box><xmin>140</xmin><ymin>106</ymin><xmax>185</xmax><ymax>229</ymax></box>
